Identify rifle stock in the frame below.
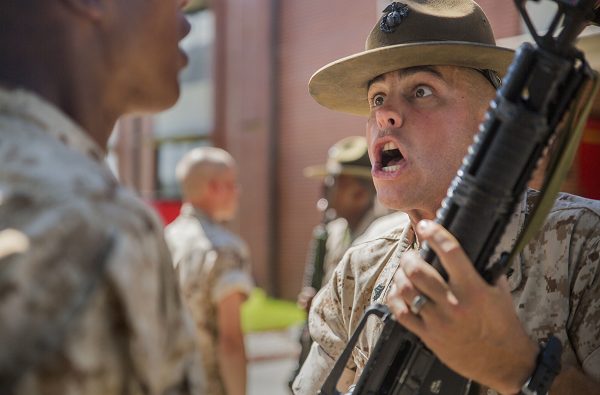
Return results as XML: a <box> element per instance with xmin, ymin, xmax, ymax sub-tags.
<box><xmin>320</xmin><ymin>1</ymin><xmax>599</xmax><ymax>394</ymax></box>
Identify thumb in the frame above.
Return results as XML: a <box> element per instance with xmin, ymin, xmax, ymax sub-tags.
<box><xmin>495</xmin><ymin>274</ymin><xmax>511</xmax><ymax>293</ymax></box>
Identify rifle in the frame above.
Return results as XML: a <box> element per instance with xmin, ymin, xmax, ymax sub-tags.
<box><xmin>320</xmin><ymin>1</ymin><xmax>600</xmax><ymax>394</ymax></box>
<box><xmin>305</xmin><ymin>179</ymin><xmax>336</xmax><ymax>293</ymax></box>
<box><xmin>290</xmin><ymin>176</ymin><xmax>337</xmax><ymax>389</ymax></box>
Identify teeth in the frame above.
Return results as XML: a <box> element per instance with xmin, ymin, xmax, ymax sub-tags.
<box><xmin>382</xmin><ymin>165</ymin><xmax>400</xmax><ymax>172</ymax></box>
<box><xmin>383</xmin><ymin>142</ymin><xmax>398</xmax><ymax>151</ymax></box>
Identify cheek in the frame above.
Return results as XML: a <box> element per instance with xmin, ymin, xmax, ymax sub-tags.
<box><xmin>366</xmin><ymin>119</ymin><xmax>377</xmax><ymax>160</ymax></box>
<box><xmin>434</xmin><ymin>111</ymin><xmax>476</xmax><ymax>157</ymax></box>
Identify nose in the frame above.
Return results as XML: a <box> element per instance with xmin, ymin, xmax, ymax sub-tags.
<box><xmin>183</xmin><ymin>16</ymin><xmax>192</xmax><ymax>37</ymax></box>
<box><xmin>177</xmin><ymin>0</ymin><xmax>192</xmax><ymax>37</ymax></box>
<box><xmin>375</xmin><ymin>105</ymin><xmax>402</xmax><ymax>130</ymax></box>
<box><xmin>180</xmin><ymin>13</ymin><xmax>192</xmax><ymax>39</ymax></box>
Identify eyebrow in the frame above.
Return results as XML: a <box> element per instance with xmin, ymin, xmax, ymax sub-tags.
<box><xmin>367</xmin><ymin>66</ymin><xmax>444</xmax><ymax>89</ymax></box>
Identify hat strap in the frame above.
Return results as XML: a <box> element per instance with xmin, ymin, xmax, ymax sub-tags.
<box><xmin>476</xmin><ymin>69</ymin><xmax>502</xmax><ymax>89</ymax></box>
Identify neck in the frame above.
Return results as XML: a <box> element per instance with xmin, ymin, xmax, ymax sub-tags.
<box><xmin>190</xmin><ymin>200</ymin><xmax>219</xmax><ymax>222</ymax></box>
<box><xmin>346</xmin><ymin>204</ymin><xmax>372</xmax><ymax>233</ymax></box>
<box><xmin>0</xmin><ymin>22</ymin><xmax>119</xmax><ymax>150</ymax></box>
<box><xmin>406</xmin><ymin>207</ymin><xmax>436</xmax><ymax>233</ymax></box>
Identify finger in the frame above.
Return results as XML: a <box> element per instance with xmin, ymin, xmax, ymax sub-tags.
<box><xmin>495</xmin><ymin>274</ymin><xmax>511</xmax><ymax>294</ymax></box>
<box><xmin>400</xmin><ymin>250</ymin><xmax>455</xmax><ymax>307</ymax></box>
<box><xmin>390</xmin><ymin>269</ymin><xmax>434</xmax><ymax>317</ymax></box>
<box><xmin>416</xmin><ymin>220</ymin><xmax>482</xmax><ymax>286</ymax></box>
<box><xmin>392</xmin><ymin>266</ymin><xmax>421</xmax><ymax>305</ymax></box>
<box><xmin>386</xmin><ymin>284</ymin><xmax>426</xmax><ymax>333</ymax></box>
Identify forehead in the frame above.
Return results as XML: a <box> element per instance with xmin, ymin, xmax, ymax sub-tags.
<box><xmin>367</xmin><ymin>65</ymin><xmax>473</xmax><ymax>90</ymax></box>
<box><xmin>222</xmin><ymin>166</ymin><xmax>237</xmax><ymax>177</ymax></box>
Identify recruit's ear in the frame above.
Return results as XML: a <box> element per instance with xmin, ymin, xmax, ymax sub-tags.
<box><xmin>59</xmin><ymin>0</ymin><xmax>104</xmax><ymax>20</ymax></box>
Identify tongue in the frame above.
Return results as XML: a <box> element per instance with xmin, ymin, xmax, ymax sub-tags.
<box><xmin>385</xmin><ymin>157</ymin><xmax>403</xmax><ymax>167</ymax></box>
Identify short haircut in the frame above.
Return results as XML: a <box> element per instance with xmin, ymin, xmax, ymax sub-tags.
<box><xmin>176</xmin><ymin>147</ymin><xmax>236</xmax><ymax>199</ymax></box>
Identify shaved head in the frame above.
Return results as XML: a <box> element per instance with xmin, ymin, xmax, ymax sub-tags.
<box><xmin>176</xmin><ymin>146</ymin><xmax>237</xmax><ymax>201</ymax></box>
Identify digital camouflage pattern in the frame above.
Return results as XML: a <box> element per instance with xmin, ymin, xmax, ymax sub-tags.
<box><xmin>306</xmin><ymin>208</ymin><xmax>408</xmax><ymax>289</ymax></box>
<box><xmin>293</xmin><ymin>190</ymin><xmax>600</xmax><ymax>394</ymax></box>
<box><xmin>0</xmin><ymin>88</ymin><xmax>203</xmax><ymax>395</ymax></box>
<box><xmin>319</xmin><ymin>207</ymin><xmax>379</xmax><ymax>287</ymax></box>
<box><xmin>165</xmin><ymin>204</ymin><xmax>254</xmax><ymax>395</ymax></box>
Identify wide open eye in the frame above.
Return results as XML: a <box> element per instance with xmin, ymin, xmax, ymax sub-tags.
<box><xmin>371</xmin><ymin>93</ymin><xmax>385</xmax><ymax>107</ymax></box>
<box><xmin>414</xmin><ymin>86</ymin><xmax>432</xmax><ymax>98</ymax></box>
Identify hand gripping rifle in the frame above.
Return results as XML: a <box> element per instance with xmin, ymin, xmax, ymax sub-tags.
<box><xmin>319</xmin><ymin>1</ymin><xmax>600</xmax><ymax>394</ymax></box>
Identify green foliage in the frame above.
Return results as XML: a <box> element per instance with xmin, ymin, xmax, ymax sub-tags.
<box><xmin>241</xmin><ymin>288</ymin><xmax>306</xmax><ymax>333</ymax></box>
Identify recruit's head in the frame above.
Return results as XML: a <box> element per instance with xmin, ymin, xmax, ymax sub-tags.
<box><xmin>1</xmin><ymin>0</ymin><xmax>191</xmax><ymax>115</ymax></box>
<box><xmin>177</xmin><ymin>147</ymin><xmax>240</xmax><ymax>222</ymax></box>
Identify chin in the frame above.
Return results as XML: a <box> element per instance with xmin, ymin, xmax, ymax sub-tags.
<box><xmin>155</xmin><ymin>84</ymin><xmax>181</xmax><ymax>109</ymax></box>
<box><xmin>218</xmin><ymin>209</ymin><xmax>237</xmax><ymax>223</ymax></box>
<box><xmin>128</xmin><ymin>86</ymin><xmax>180</xmax><ymax>114</ymax></box>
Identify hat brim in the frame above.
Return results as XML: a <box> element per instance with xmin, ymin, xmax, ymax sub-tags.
<box><xmin>309</xmin><ymin>41</ymin><xmax>515</xmax><ymax>116</ymax></box>
<box><xmin>303</xmin><ymin>165</ymin><xmax>373</xmax><ymax>179</ymax></box>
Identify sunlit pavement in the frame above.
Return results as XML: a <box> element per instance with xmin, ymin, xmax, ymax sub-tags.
<box><xmin>246</xmin><ymin>327</ymin><xmax>301</xmax><ymax>395</ymax></box>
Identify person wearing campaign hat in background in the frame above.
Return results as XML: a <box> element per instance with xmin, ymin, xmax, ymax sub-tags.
<box><xmin>300</xmin><ymin>136</ymin><xmax>392</xmax><ymax>292</ymax></box>
<box><xmin>289</xmin><ymin>136</ymin><xmax>407</xmax><ymax>389</ymax></box>
<box><xmin>293</xmin><ymin>1</ymin><xmax>600</xmax><ymax>395</ymax></box>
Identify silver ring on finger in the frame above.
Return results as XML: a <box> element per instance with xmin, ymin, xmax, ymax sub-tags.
<box><xmin>410</xmin><ymin>294</ymin><xmax>429</xmax><ymax>315</ymax></box>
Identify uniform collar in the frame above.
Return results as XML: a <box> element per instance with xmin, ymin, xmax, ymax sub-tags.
<box><xmin>375</xmin><ymin>194</ymin><xmax>528</xmax><ymax>305</ymax></box>
<box><xmin>350</xmin><ymin>206</ymin><xmax>378</xmax><ymax>241</ymax></box>
<box><xmin>0</xmin><ymin>87</ymin><xmax>105</xmax><ymax>163</ymax></box>
<box><xmin>399</xmin><ymin>193</ymin><xmax>528</xmax><ymax>291</ymax></box>
<box><xmin>181</xmin><ymin>203</ymin><xmax>215</xmax><ymax>224</ymax></box>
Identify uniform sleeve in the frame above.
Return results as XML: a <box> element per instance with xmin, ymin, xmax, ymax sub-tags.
<box><xmin>0</xmin><ymin>199</ymin><xmax>205</xmax><ymax>395</ymax></box>
<box><xmin>209</xmin><ymin>247</ymin><xmax>254</xmax><ymax>303</ymax></box>
<box><xmin>567</xmin><ymin>210</ymin><xmax>600</xmax><ymax>381</ymax></box>
<box><xmin>292</xmin><ymin>255</ymin><xmax>356</xmax><ymax>394</ymax></box>
<box><xmin>106</xmin><ymin>229</ymin><xmax>205</xmax><ymax>395</ymax></box>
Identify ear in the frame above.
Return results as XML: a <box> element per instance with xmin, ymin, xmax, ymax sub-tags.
<box><xmin>59</xmin><ymin>0</ymin><xmax>104</xmax><ymax>20</ymax></box>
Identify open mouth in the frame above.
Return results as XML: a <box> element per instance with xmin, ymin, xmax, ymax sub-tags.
<box><xmin>380</xmin><ymin>142</ymin><xmax>404</xmax><ymax>172</ymax></box>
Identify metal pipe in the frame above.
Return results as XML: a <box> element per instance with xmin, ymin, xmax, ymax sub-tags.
<box><xmin>267</xmin><ymin>0</ymin><xmax>281</xmax><ymax>296</ymax></box>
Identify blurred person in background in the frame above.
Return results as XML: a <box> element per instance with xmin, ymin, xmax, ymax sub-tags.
<box><xmin>289</xmin><ymin>136</ymin><xmax>407</xmax><ymax>388</ymax></box>
<box><xmin>0</xmin><ymin>1</ymin><xmax>204</xmax><ymax>394</ymax></box>
<box><xmin>166</xmin><ymin>147</ymin><xmax>254</xmax><ymax>395</ymax></box>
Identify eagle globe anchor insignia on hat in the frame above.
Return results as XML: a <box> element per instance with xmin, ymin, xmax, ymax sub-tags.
<box><xmin>380</xmin><ymin>2</ymin><xmax>410</xmax><ymax>33</ymax></box>
<box><xmin>308</xmin><ymin>0</ymin><xmax>515</xmax><ymax>116</ymax></box>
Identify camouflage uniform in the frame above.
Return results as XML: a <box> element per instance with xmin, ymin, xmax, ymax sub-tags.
<box><xmin>353</xmin><ymin>210</ymin><xmax>409</xmax><ymax>246</ymax></box>
<box><xmin>0</xmin><ymin>88</ymin><xmax>203</xmax><ymax>394</ymax></box>
<box><xmin>292</xmin><ymin>190</ymin><xmax>600</xmax><ymax>394</ymax></box>
<box><xmin>319</xmin><ymin>208</ymin><xmax>389</xmax><ymax>286</ymax></box>
<box><xmin>306</xmin><ymin>209</ymin><xmax>408</xmax><ymax>289</ymax></box>
<box><xmin>165</xmin><ymin>204</ymin><xmax>254</xmax><ymax>395</ymax></box>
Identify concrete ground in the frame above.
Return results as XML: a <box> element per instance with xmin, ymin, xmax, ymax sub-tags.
<box><xmin>246</xmin><ymin>327</ymin><xmax>301</xmax><ymax>395</ymax></box>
